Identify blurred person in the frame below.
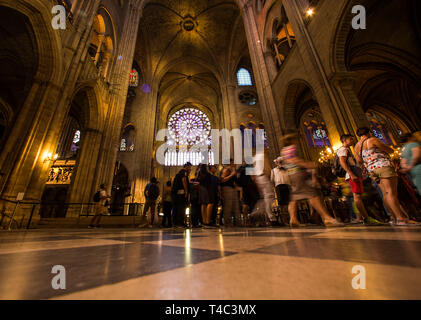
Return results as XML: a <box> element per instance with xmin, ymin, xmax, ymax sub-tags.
<box><xmin>90</xmin><ymin>184</ymin><xmax>110</xmax><ymax>228</ymax></box>
<box><xmin>400</xmin><ymin>133</ymin><xmax>421</xmax><ymax>193</ymax></box>
<box><xmin>220</xmin><ymin>159</ymin><xmax>241</xmax><ymax>227</ymax></box>
<box><xmin>281</xmin><ymin>132</ymin><xmax>343</xmax><ymax>228</ymax></box>
<box><xmin>249</xmin><ymin>152</ymin><xmax>279</xmax><ymax>226</ymax></box>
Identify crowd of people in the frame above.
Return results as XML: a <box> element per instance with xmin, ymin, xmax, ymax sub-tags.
<box><xmin>91</xmin><ymin>127</ymin><xmax>421</xmax><ymax>229</ymax></box>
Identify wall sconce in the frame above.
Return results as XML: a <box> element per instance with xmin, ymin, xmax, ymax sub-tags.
<box><xmin>306</xmin><ymin>8</ymin><xmax>314</xmax><ymax>17</ymax></box>
<box><xmin>43</xmin><ymin>152</ymin><xmax>58</xmax><ymax>163</ymax></box>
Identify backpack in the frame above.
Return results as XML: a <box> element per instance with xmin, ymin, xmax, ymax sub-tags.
<box><xmin>331</xmin><ymin>152</ymin><xmax>347</xmax><ymax>178</ymax></box>
<box><xmin>172</xmin><ymin>170</ymin><xmax>186</xmax><ymax>194</ymax></box>
<box><xmin>93</xmin><ymin>191</ymin><xmax>101</xmax><ymax>202</ymax></box>
<box><xmin>147</xmin><ymin>183</ymin><xmax>160</xmax><ymax>200</ymax></box>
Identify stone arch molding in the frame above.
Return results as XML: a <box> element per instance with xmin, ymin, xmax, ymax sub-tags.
<box><xmin>282</xmin><ymin>79</ymin><xmax>316</xmax><ymax>131</ymax></box>
<box><xmin>330</xmin><ymin>0</ymin><xmax>359</xmax><ymax>73</ymax></box>
<box><xmin>0</xmin><ymin>0</ymin><xmax>63</xmax><ymax>85</ymax></box>
<box><xmin>70</xmin><ymin>82</ymin><xmax>105</xmax><ymax>132</ymax></box>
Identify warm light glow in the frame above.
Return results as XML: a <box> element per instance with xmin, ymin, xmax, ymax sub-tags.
<box><xmin>307</xmin><ymin>8</ymin><xmax>314</xmax><ymax>16</ymax></box>
<box><xmin>332</xmin><ymin>144</ymin><xmax>341</xmax><ymax>152</ymax></box>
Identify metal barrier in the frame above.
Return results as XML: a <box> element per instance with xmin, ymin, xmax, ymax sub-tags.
<box><xmin>0</xmin><ymin>198</ymin><xmax>145</xmax><ymax>230</ymax></box>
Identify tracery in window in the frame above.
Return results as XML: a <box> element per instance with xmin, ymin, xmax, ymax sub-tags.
<box><xmin>120</xmin><ymin>125</ymin><xmax>135</xmax><ymax>152</ymax></box>
<box><xmin>165</xmin><ymin>108</ymin><xmax>213</xmax><ymax>166</ymax></box>
<box><xmin>366</xmin><ymin>111</ymin><xmax>404</xmax><ymax>146</ymax></box>
<box><xmin>301</xmin><ymin>110</ymin><xmax>331</xmax><ymax>148</ymax></box>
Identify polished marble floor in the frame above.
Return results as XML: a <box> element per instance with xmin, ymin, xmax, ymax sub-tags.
<box><xmin>0</xmin><ymin>226</ymin><xmax>421</xmax><ymax>300</ymax></box>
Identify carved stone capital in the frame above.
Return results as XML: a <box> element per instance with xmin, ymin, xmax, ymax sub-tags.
<box><xmin>330</xmin><ymin>72</ymin><xmax>358</xmax><ymax>89</ymax></box>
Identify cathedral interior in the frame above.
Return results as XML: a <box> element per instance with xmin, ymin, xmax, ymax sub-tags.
<box><xmin>0</xmin><ymin>0</ymin><xmax>420</xmax><ymax>300</ymax></box>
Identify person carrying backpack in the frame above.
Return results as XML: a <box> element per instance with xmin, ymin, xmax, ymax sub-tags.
<box><xmin>139</xmin><ymin>177</ymin><xmax>160</xmax><ymax>228</ymax></box>
<box><xmin>89</xmin><ymin>184</ymin><xmax>110</xmax><ymax>228</ymax></box>
<box><xmin>335</xmin><ymin>134</ymin><xmax>382</xmax><ymax>225</ymax></box>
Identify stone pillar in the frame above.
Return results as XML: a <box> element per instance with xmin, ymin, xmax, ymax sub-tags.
<box><xmin>0</xmin><ymin>0</ymin><xmax>101</xmax><ymax>207</ymax></box>
<box><xmin>68</xmin><ymin>128</ymin><xmax>103</xmax><ymax>205</ymax></box>
<box><xmin>263</xmin><ymin>50</ymin><xmax>278</xmax><ymax>83</ymax></box>
<box><xmin>94</xmin><ymin>34</ymin><xmax>105</xmax><ymax>65</ymax></box>
<box><xmin>96</xmin><ymin>0</ymin><xmax>142</xmax><ymax>196</ymax></box>
<box><xmin>281</xmin><ymin>0</ymin><xmax>350</xmax><ymax>147</ymax></box>
<box><xmin>330</xmin><ymin>72</ymin><xmax>370</xmax><ymax>135</ymax></box>
<box><xmin>240</xmin><ymin>0</ymin><xmax>282</xmax><ymax>160</ymax></box>
<box><xmin>130</xmin><ymin>87</ymin><xmax>158</xmax><ymax>203</ymax></box>
<box><xmin>221</xmin><ymin>83</ymin><xmax>238</xmax><ymax>130</ymax></box>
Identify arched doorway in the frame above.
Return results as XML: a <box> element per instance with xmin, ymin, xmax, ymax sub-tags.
<box><xmin>0</xmin><ymin>6</ymin><xmax>38</xmax><ymax>154</ymax></box>
<box><xmin>283</xmin><ymin>81</ymin><xmax>334</xmax><ymax>161</ymax></box>
<box><xmin>40</xmin><ymin>89</ymin><xmax>92</xmax><ymax>217</ymax></box>
<box><xmin>111</xmin><ymin>162</ymin><xmax>130</xmax><ymax>215</ymax></box>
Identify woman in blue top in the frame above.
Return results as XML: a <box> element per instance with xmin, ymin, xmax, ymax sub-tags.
<box><xmin>400</xmin><ymin>133</ymin><xmax>421</xmax><ymax>193</ymax></box>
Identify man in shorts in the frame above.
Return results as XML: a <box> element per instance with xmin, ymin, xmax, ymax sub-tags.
<box><xmin>337</xmin><ymin>134</ymin><xmax>382</xmax><ymax>225</ymax></box>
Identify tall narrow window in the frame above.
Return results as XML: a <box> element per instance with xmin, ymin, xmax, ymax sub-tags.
<box><xmin>71</xmin><ymin>130</ymin><xmax>81</xmax><ymax>152</ymax></box>
<box><xmin>272</xmin><ymin>7</ymin><xmax>296</xmax><ymax>68</ymax></box>
<box><xmin>237</xmin><ymin>68</ymin><xmax>253</xmax><ymax>86</ymax></box>
<box><xmin>366</xmin><ymin>111</ymin><xmax>404</xmax><ymax>145</ymax></box>
<box><xmin>129</xmin><ymin>69</ymin><xmax>139</xmax><ymax>87</ymax></box>
<box><xmin>301</xmin><ymin>110</ymin><xmax>331</xmax><ymax>148</ymax></box>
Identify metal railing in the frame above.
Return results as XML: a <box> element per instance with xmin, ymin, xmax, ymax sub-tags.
<box><xmin>0</xmin><ymin>198</ymin><xmax>145</xmax><ymax>230</ymax></box>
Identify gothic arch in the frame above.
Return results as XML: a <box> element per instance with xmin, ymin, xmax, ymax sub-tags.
<box><xmin>283</xmin><ymin>79</ymin><xmax>316</xmax><ymax>130</ymax></box>
<box><xmin>71</xmin><ymin>82</ymin><xmax>104</xmax><ymax>132</ymax></box>
<box><xmin>0</xmin><ymin>0</ymin><xmax>63</xmax><ymax>84</ymax></box>
<box><xmin>330</xmin><ymin>0</ymin><xmax>359</xmax><ymax>73</ymax></box>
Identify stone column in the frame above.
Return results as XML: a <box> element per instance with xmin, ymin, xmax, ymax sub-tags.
<box><xmin>131</xmin><ymin>87</ymin><xmax>158</xmax><ymax>203</ymax></box>
<box><xmin>240</xmin><ymin>0</ymin><xmax>282</xmax><ymax>159</ymax></box>
<box><xmin>221</xmin><ymin>83</ymin><xmax>238</xmax><ymax>130</ymax></box>
<box><xmin>330</xmin><ymin>72</ymin><xmax>370</xmax><ymax>135</ymax></box>
<box><xmin>67</xmin><ymin>128</ymin><xmax>103</xmax><ymax>205</ymax></box>
<box><xmin>284</xmin><ymin>0</ymin><xmax>349</xmax><ymax>145</ymax></box>
<box><xmin>94</xmin><ymin>34</ymin><xmax>105</xmax><ymax>65</ymax></box>
<box><xmin>96</xmin><ymin>0</ymin><xmax>142</xmax><ymax>196</ymax></box>
<box><xmin>0</xmin><ymin>0</ymin><xmax>101</xmax><ymax>206</ymax></box>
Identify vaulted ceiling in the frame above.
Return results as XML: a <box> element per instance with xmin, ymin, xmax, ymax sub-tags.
<box><xmin>137</xmin><ymin>0</ymin><xmax>248</xmax><ymax>83</ymax></box>
<box><xmin>134</xmin><ymin>0</ymin><xmax>250</xmax><ymax>125</ymax></box>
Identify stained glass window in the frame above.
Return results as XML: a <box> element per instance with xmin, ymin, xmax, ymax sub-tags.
<box><xmin>240</xmin><ymin>121</ymin><xmax>268</xmax><ymax>149</ymax></box>
<box><xmin>237</xmin><ymin>68</ymin><xmax>253</xmax><ymax>86</ymax></box>
<box><xmin>120</xmin><ymin>125</ymin><xmax>135</xmax><ymax>152</ymax></box>
<box><xmin>302</xmin><ymin>110</ymin><xmax>331</xmax><ymax>148</ymax></box>
<box><xmin>366</xmin><ymin>111</ymin><xmax>401</xmax><ymax>145</ymax></box>
<box><xmin>166</xmin><ymin>108</ymin><xmax>212</xmax><ymax>166</ymax></box>
<box><xmin>129</xmin><ymin>69</ymin><xmax>138</xmax><ymax>87</ymax></box>
<box><xmin>168</xmin><ymin>108</ymin><xmax>211</xmax><ymax>147</ymax></box>
<box><xmin>120</xmin><ymin>138</ymin><xmax>127</xmax><ymax>151</ymax></box>
<box><xmin>71</xmin><ymin>130</ymin><xmax>80</xmax><ymax>152</ymax></box>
